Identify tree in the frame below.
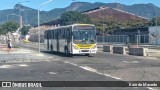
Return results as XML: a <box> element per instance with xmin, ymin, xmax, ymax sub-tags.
<box><xmin>0</xmin><ymin>21</ymin><xmax>19</xmax><ymax>35</ymax></box>
<box><xmin>60</xmin><ymin>11</ymin><xmax>92</xmax><ymax>25</ymax></box>
<box><xmin>149</xmin><ymin>17</ymin><xmax>160</xmax><ymax>26</ymax></box>
<box><xmin>0</xmin><ymin>25</ymin><xmax>4</xmax><ymax>35</ymax></box>
<box><xmin>92</xmin><ymin>17</ymin><xmax>148</xmax><ymax>33</ymax></box>
<box><xmin>21</xmin><ymin>25</ymin><xmax>30</xmax><ymax>35</ymax></box>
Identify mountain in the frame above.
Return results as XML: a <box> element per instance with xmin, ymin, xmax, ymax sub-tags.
<box><xmin>0</xmin><ymin>2</ymin><xmax>160</xmax><ymax>26</ymax></box>
<box><xmin>0</xmin><ymin>4</ymin><xmax>38</xmax><ymax>26</ymax></box>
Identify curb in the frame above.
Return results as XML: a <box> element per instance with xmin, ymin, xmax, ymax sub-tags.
<box><xmin>0</xmin><ymin>57</ymin><xmax>58</xmax><ymax>64</ymax></box>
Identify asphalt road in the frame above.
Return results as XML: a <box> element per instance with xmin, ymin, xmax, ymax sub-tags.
<box><xmin>0</xmin><ymin>60</ymin><xmax>148</xmax><ymax>90</ymax></box>
<box><xmin>0</xmin><ymin>50</ymin><xmax>150</xmax><ymax>90</ymax></box>
<box><xmin>54</xmin><ymin>52</ymin><xmax>160</xmax><ymax>81</ymax></box>
<box><xmin>42</xmin><ymin>51</ymin><xmax>160</xmax><ymax>90</ymax></box>
<box><xmin>0</xmin><ymin>41</ymin><xmax>159</xmax><ymax>90</ymax></box>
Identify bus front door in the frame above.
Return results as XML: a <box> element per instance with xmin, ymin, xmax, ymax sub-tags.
<box><xmin>47</xmin><ymin>34</ymin><xmax>49</xmax><ymax>50</ymax></box>
<box><xmin>56</xmin><ymin>31</ymin><xmax>60</xmax><ymax>52</ymax></box>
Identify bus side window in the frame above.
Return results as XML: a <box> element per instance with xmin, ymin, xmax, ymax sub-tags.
<box><xmin>51</xmin><ymin>31</ymin><xmax>53</xmax><ymax>39</ymax></box>
<box><xmin>47</xmin><ymin>31</ymin><xmax>49</xmax><ymax>39</ymax></box>
<box><xmin>66</xmin><ymin>29</ymin><xmax>70</xmax><ymax>42</ymax></box>
<box><xmin>55</xmin><ymin>30</ymin><xmax>57</xmax><ymax>39</ymax></box>
<box><xmin>68</xmin><ymin>28</ymin><xmax>72</xmax><ymax>41</ymax></box>
<box><xmin>64</xmin><ymin>29</ymin><xmax>67</xmax><ymax>39</ymax></box>
<box><xmin>46</xmin><ymin>31</ymin><xmax>48</xmax><ymax>39</ymax></box>
<box><xmin>52</xmin><ymin>31</ymin><xmax>54</xmax><ymax>39</ymax></box>
<box><xmin>53</xmin><ymin>30</ymin><xmax>56</xmax><ymax>39</ymax></box>
<box><xmin>44</xmin><ymin>31</ymin><xmax>46</xmax><ymax>39</ymax></box>
<box><xmin>62</xmin><ymin>29</ymin><xmax>65</xmax><ymax>39</ymax></box>
<box><xmin>56</xmin><ymin>30</ymin><xmax>60</xmax><ymax>39</ymax></box>
<box><xmin>49</xmin><ymin>31</ymin><xmax>51</xmax><ymax>39</ymax></box>
<box><xmin>61</xmin><ymin>29</ymin><xmax>63</xmax><ymax>39</ymax></box>
<box><xmin>58</xmin><ymin>30</ymin><xmax>60</xmax><ymax>39</ymax></box>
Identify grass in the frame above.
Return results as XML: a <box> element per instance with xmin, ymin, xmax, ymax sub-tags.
<box><xmin>13</xmin><ymin>45</ymin><xmax>20</xmax><ymax>48</ymax></box>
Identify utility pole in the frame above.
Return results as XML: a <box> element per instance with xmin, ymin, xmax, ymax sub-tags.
<box><xmin>38</xmin><ymin>0</ymin><xmax>53</xmax><ymax>54</ymax></box>
<box><xmin>156</xmin><ymin>8</ymin><xmax>158</xmax><ymax>46</ymax></box>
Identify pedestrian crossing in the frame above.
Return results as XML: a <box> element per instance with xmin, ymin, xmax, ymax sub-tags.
<box><xmin>0</xmin><ymin>64</ymin><xmax>28</xmax><ymax>69</ymax></box>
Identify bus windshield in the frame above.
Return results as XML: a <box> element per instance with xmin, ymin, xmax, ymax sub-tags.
<box><xmin>72</xmin><ymin>26</ymin><xmax>96</xmax><ymax>44</ymax></box>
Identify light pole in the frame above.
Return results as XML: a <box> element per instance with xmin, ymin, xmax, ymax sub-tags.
<box><xmin>16</xmin><ymin>1</ymin><xmax>30</xmax><ymax>47</ymax></box>
<box><xmin>156</xmin><ymin>8</ymin><xmax>158</xmax><ymax>46</ymax></box>
<box><xmin>17</xmin><ymin>1</ymin><xmax>30</xmax><ymax>28</ymax></box>
<box><xmin>38</xmin><ymin>0</ymin><xmax>53</xmax><ymax>54</ymax></box>
<box><xmin>137</xmin><ymin>30</ymin><xmax>140</xmax><ymax>47</ymax></box>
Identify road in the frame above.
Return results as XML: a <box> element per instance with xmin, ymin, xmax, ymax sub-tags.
<box><xmin>56</xmin><ymin>52</ymin><xmax>160</xmax><ymax>81</ymax></box>
<box><xmin>0</xmin><ymin>58</ymin><xmax>148</xmax><ymax>90</ymax></box>
<box><xmin>0</xmin><ymin>41</ymin><xmax>159</xmax><ymax>90</ymax></box>
<box><xmin>41</xmin><ymin>51</ymin><xmax>160</xmax><ymax>90</ymax></box>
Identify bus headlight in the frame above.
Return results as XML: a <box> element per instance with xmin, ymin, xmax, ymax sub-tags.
<box><xmin>91</xmin><ymin>45</ymin><xmax>97</xmax><ymax>49</ymax></box>
<box><xmin>73</xmin><ymin>45</ymin><xmax>79</xmax><ymax>49</ymax></box>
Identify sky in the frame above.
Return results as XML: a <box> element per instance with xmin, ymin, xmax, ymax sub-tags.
<box><xmin>0</xmin><ymin>0</ymin><xmax>159</xmax><ymax>11</ymax></box>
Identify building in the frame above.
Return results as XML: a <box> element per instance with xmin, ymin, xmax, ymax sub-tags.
<box><xmin>83</xmin><ymin>6</ymin><xmax>148</xmax><ymax>22</ymax></box>
<box><xmin>105</xmin><ymin>26</ymin><xmax>160</xmax><ymax>44</ymax></box>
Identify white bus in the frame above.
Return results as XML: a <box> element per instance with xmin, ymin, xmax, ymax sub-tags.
<box><xmin>44</xmin><ymin>24</ymin><xmax>97</xmax><ymax>56</ymax></box>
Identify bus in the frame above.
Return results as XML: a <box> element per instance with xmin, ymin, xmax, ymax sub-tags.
<box><xmin>44</xmin><ymin>24</ymin><xmax>97</xmax><ymax>56</ymax></box>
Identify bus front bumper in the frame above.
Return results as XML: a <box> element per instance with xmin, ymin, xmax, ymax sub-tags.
<box><xmin>72</xmin><ymin>48</ymin><xmax>97</xmax><ymax>54</ymax></box>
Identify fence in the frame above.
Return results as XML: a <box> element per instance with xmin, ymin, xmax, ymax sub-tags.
<box><xmin>97</xmin><ymin>35</ymin><xmax>149</xmax><ymax>44</ymax></box>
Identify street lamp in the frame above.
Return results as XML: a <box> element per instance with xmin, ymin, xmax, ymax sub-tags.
<box><xmin>38</xmin><ymin>0</ymin><xmax>53</xmax><ymax>54</ymax></box>
<box><xmin>17</xmin><ymin>1</ymin><xmax>30</xmax><ymax>28</ymax></box>
<box><xmin>156</xmin><ymin>8</ymin><xmax>158</xmax><ymax>46</ymax></box>
<box><xmin>137</xmin><ymin>30</ymin><xmax>140</xmax><ymax>47</ymax></box>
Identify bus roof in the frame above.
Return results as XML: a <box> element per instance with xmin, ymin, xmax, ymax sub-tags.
<box><xmin>45</xmin><ymin>24</ymin><xmax>95</xmax><ymax>31</ymax></box>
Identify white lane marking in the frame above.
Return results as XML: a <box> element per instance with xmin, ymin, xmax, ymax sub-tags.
<box><xmin>103</xmin><ymin>74</ymin><xmax>122</xmax><ymax>80</ymax></box>
<box><xmin>123</xmin><ymin>61</ymin><xmax>139</xmax><ymax>64</ymax></box>
<box><xmin>64</xmin><ymin>61</ymin><xmax>69</xmax><ymax>63</ymax></box>
<box><xmin>49</xmin><ymin>72</ymin><xmax>58</xmax><ymax>75</ymax></box>
<box><xmin>96</xmin><ymin>72</ymin><xmax>103</xmax><ymax>75</ymax></box>
<box><xmin>64</xmin><ymin>61</ymin><xmax>78</xmax><ymax>66</ymax></box>
<box><xmin>147</xmin><ymin>87</ymin><xmax>158</xmax><ymax>90</ymax></box>
<box><xmin>65</xmin><ymin>61</ymin><xmax>123</xmax><ymax>81</ymax></box>
<box><xmin>110</xmin><ymin>76</ymin><xmax>122</xmax><ymax>80</ymax></box>
<box><xmin>103</xmin><ymin>73</ymin><xmax>111</xmax><ymax>77</ymax></box>
<box><xmin>79</xmin><ymin>66</ymin><xmax>122</xmax><ymax>80</ymax></box>
<box><xmin>79</xmin><ymin>66</ymin><xmax>97</xmax><ymax>73</ymax></box>
<box><xmin>19</xmin><ymin>64</ymin><xmax>28</xmax><ymax>67</ymax></box>
<box><xmin>62</xmin><ymin>59</ymin><xmax>153</xmax><ymax>90</ymax></box>
<box><xmin>0</xmin><ymin>65</ymin><xmax>11</xmax><ymax>68</ymax></box>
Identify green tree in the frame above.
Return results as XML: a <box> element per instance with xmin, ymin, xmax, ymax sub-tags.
<box><xmin>93</xmin><ymin>18</ymin><xmax>148</xmax><ymax>33</ymax></box>
<box><xmin>21</xmin><ymin>25</ymin><xmax>30</xmax><ymax>35</ymax></box>
<box><xmin>0</xmin><ymin>25</ymin><xmax>4</xmax><ymax>35</ymax></box>
<box><xmin>149</xmin><ymin>17</ymin><xmax>160</xmax><ymax>26</ymax></box>
<box><xmin>0</xmin><ymin>21</ymin><xmax>19</xmax><ymax>35</ymax></box>
<box><xmin>60</xmin><ymin>11</ymin><xmax>92</xmax><ymax>25</ymax></box>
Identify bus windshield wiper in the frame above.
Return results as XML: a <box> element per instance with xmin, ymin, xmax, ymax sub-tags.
<box><xmin>77</xmin><ymin>30</ymin><xmax>82</xmax><ymax>35</ymax></box>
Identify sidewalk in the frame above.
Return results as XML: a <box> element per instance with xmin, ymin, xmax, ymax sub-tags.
<box><xmin>98</xmin><ymin>44</ymin><xmax>160</xmax><ymax>58</ymax></box>
<box><xmin>0</xmin><ymin>43</ymin><xmax>56</xmax><ymax>63</ymax></box>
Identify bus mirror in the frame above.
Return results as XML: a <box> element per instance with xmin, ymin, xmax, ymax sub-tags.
<box><xmin>67</xmin><ymin>38</ymin><xmax>71</xmax><ymax>42</ymax></box>
<box><xmin>96</xmin><ymin>32</ymin><xmax>99</xmax><ymax>35</ymax></box>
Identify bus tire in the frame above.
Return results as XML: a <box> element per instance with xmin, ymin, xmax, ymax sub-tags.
<box><xmin>64</xmin><ymin>47</ymin><xmax>69</xmax><ymax>56</ymax></box>
<box><xmin>50</xmin><ymin>45</ymin><xmax>53</xmax><ymax>51</ymax></box>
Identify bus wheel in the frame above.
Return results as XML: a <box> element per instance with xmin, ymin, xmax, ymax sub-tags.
<box><xmin>64</xmin><ymin>47</ymin><xmax>69</xmax><ymax>56</ymax></box>
<box><xmin>50</xmin><ymin>45</ymin><xmax>53</xmax><ymax>51</ymax></box>
<box><xmin>85</xmin><ymin>54</ymin><xmax>89</xmax><ymax>57</ymax></box>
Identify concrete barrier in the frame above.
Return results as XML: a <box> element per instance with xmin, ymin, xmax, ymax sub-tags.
<box><xmin>113</xmin><ymin>46</ymin><xmax>126</xmax><ymax>54</ymax></box>
<box><xmin>103</xmin><ymin>45</ymin><xmax>113</xmax><ymax>53</ymax></box>
<box><xmin>129</xmin><ymin>48</ymin><xmax>148</xmax><ymax>56</ymax></box>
